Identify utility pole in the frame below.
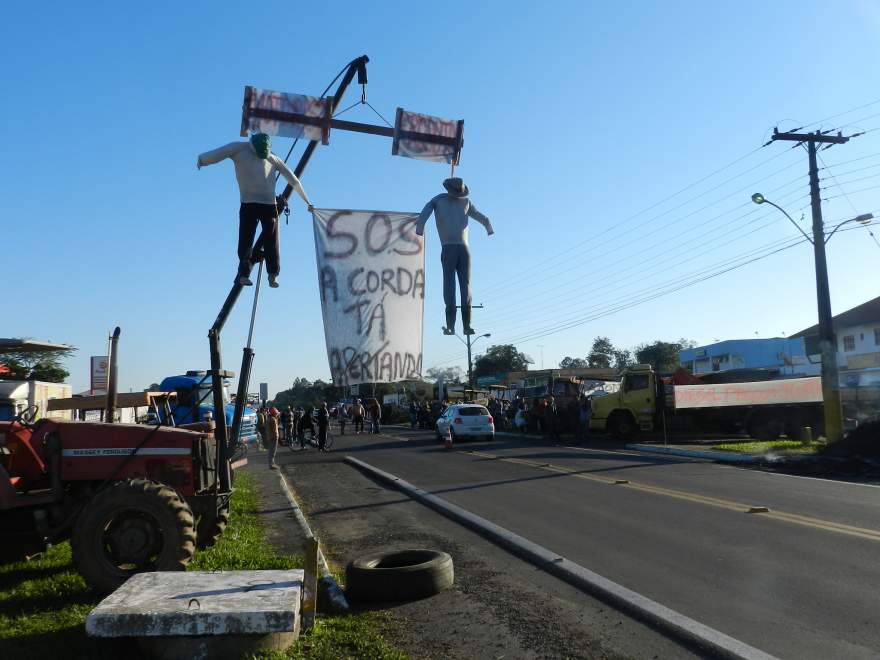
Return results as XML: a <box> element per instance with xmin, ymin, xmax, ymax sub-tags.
<box><xmin>770</xmin><ymin>129</ymin><xmax>848</xmax><ymax>442</ymax></box>
<box><xmin>455</xmin><ymin>305</ymin><xmax>486</xmax><ymax>389</ymax></box>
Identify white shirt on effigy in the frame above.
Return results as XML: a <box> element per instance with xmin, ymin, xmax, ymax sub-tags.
<box><xmin>197</xmin><ymin>141</ymin><xmax>311</xmax><ymax>206</ymax></box>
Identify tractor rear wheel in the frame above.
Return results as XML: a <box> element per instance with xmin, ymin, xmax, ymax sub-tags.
<box><xmin>71</xmin><ymin>479</ymin><xmax>196</xmax><ymax>593</ymax></box>
<box><xmin>196</xmin><ymin>502</ymin><xmax>230</xmax><ymax>550</ymax></box>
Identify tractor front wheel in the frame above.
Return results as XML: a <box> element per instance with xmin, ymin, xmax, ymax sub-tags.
<box><xmin>196</xmin><ymin>502</ymin><xmax>230</xmax><ymax>550</ymax></box>
<box><xmin>71</xmin><ymin>479</ymin><xmax>196</xmax><ymax>593</ymax></box>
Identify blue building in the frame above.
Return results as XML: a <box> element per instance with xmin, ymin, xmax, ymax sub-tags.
<box><xmin>679</xmin><ymin>338</ymin><xmax>812</xmax><ymax>376</ymax></box>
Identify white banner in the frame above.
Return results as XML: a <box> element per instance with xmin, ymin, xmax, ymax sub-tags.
<box><xmin>393</xmin><ymin>109</ymin><xmax>462</xmax><ymax>164</ymax></box>
<box><xmin>312</xmin><ymin>209</ymin><xmax>425</xmax><ymax>386</ymax></box>
<box><xmin>242</xmin><ymin>87</ymin><xmax>328</xmax><ymax>141</ymax></box>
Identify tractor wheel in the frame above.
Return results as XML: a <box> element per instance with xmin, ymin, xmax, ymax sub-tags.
<box><xmin>196</xmin><ymin>502</ymin><xmax>230</xmax><ymax>550</ymax></box>
<box><xmin>71</xmin><ymin>479</ymin><xmax>196</xmax><ymax>593</ymax></box>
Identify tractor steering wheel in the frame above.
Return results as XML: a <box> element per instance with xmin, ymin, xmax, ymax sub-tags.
<box><xmin>12</xmin><ymin>404</ymin><xmax>39</xmax><ymax>429</ymax></box>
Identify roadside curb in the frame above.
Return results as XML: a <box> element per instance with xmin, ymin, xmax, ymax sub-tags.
<box><xmin>625</xmin><ymin>443</ymin><xmax>763</xmax><ymax>463</ymax></box>
<box><xmin>277</xmin><ymin>471</ymin><xmax>350</xmax><ymax>615</ymax></box>
<box><xmin>346</xmin><ymin>455</ymin><xmax>778</xmax><ymax>660</ymax></box>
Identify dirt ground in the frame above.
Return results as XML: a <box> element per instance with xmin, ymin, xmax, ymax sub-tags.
<box><xmin>266</xmin><ymin>445</ymin><xmax>697</xmax><ymax>660</ymax></box>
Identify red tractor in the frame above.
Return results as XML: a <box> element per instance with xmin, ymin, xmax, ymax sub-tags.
<box><xmin>0</xmin><ymin>407</ymin><xmax>233</xmax><ymax>592</ymax></box>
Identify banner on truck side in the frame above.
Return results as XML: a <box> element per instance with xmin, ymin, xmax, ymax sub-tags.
<box><xmin>312</xmin><ymin>209</ymin><xmax>425</xmax><ymax>386</ymax></box>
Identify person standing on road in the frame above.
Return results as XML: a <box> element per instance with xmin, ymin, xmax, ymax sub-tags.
<box><xmin>280</xmin><ymin>406</ymin><xmax>294</xmax><ymax>446</ymax></box>
<box><xmin>579</xmin><ymin>398</ymin><xmax>592</xmax><ymax>444</ymax></box>
<box><xmin>515</xmin><ymin>405</ymin><xmax>527</xmax><ymax>433</ymax></box>
<box><xmin>256</xmin><ymin>407</ymin><xmax>267</xmax><ymax>449</ymax></box>
<box><xmin>369</xmin><ymin>400</ymin><xmax>382</xmax><ymax>434</ymax></box>
<box><xmin>317</xmin><ymin>402</ymin><xmax>330</xmax><ymax>452</ymax></box>
<box><xmin>197</xmin><ymin>133</ymin><xmax>313</xmax><ymax>288</ymax></box>
<box><xmin>352</xmin><ymin>399</ymin><xmax>365</xmax><ymax>434</ymax></box>
<box><xmin>297</xmin><ymin>406</ymin><xmax>313</xmax><ymax>449</ymax></box>
<box><xmin>338</xmin><ymin>404</ymin><xmax>348</xmax><ymax>436</ymax></box>
<box><xmin>266</xmin><ymin>407</ymin><xmax>280</xmax><ymax>469</ymax></box>
<box><xmin>544</xmin><ymin>396</ymin><xmax>561</xmax><ymax>444</ymax></box>
<box><xmin>410</xmin><ymin>400</ymin><xmax>419</xmax><ymax>429</ymax></box>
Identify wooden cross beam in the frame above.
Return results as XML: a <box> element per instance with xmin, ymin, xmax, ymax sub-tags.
<box><xmin>241</xmin><ymin>85</ymin><xmax>464</xmax><ymax>164</ymax></box>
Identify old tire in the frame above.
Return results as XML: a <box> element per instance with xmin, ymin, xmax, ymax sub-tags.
<box><xmin>608</xmin><ymin>411</ymin><xmax>637</xmax><ymax>440</ymax></box>
<box><xmin>71</xmin><ymin>479</ymin><xmax>196</xmax><ymax>593</ymax></box>
<box><xmin>346</xmin><ymin>549</ymin><xmax>453</xmax><ymax>602</ymax></box>
<box><xmin>196</xmin><ymin>503</ymin><xmax>230</xmax><ymax>550</ymax></box>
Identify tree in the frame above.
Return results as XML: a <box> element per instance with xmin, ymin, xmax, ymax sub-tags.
<box><xmin>559</xmin><ymin>356</ymin><xmax>588</xmax><ymax>369</ymax></box>
<box><xmin>424</xmin><ymin>366</ymin><xmax>464</xmax><ymax>384</ymax></box>
<box><xmin>473</xmin><ymin>344</ymin><xmax>532</xmax><ymax>379</ymax></box>
<box><xmin>634</xmin><ymin>339</ymin><xmax>695</xmax><ymax>373</ymax></box>
<box><xmin>587</xmin><ymin>337</ymin><xmax>615</xmax><ymax>368</ymax></box>
<box><xmin>0</xmin><ymin>339</ymin><xmax>75</xmax><ymax>383</ymax></box>
<box><xmin>612</xmin><ymin>349</ymin><xmax>634</xmax><ymax>370</ymax></box>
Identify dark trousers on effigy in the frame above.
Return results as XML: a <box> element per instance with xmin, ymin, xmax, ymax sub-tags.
<box><xmin>238</xmin><ymin>203</ymin><xmax>280</xmax><ymax>277</ymax></box>
<box><xmin>441</xmin><ymin>244</ymin><xmax>472</xmax><ymax>331</ymax></box>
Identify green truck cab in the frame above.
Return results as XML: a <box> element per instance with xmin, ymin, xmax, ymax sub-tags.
<box><xmin>589</xmin><ymin>365</ymin><xmax>657</xmax><ymax>438</ymax></box>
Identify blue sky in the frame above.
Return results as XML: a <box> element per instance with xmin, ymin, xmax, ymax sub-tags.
<box><xmin>3</xmin><ymin>1</ymin><xmax>880</xmax><ymax>395</ymax></box>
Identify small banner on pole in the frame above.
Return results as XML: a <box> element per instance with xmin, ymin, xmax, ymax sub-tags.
<box><xmin>312</xmin><ymin>209</ymin><xmax>425</xmax><ymax>386</ymax></box>
<box><xmin>393</xmin><ymin>109</ymin><xmax>463</xmax><ymax>164</ymax></box>
<box><xmin>241</xmin><ymin>86</ymin><xmax>329</xmax><ymax>142</ymax></box>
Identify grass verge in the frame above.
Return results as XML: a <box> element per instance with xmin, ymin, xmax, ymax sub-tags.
<box><xmin>712</xmin><ymin>440</ymin><xmax>821</xmax><ymax>455</ymax></box>
<box><xmin>0</xmin><ymin>472</ymin><xmax>405</xmax><ymax>659</ymax></box>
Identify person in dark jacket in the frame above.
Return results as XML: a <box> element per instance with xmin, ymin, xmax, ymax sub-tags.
<box><xmin>317</xmin><ymin>403</ymin><xmax>330</xmax><ymax>451</ymax></box>
<box><xmin>280</xmin><ymin>406</ymin><xmax>294</xmax><ymax>446</ymax></box>
<box><xmin>544</xmin><ymin>396</ymin><xmax>561</xmax><ymax>444</ymax></box>
<box><xmin>297</xmin><ymin>407</ymin><xmax>313</xmax><ymax>449</ymax></box>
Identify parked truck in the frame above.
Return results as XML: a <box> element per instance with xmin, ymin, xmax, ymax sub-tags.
<box><xmin>590</xmin><ymin>364</ymin><xmax>824</xmax><ymax>440</ymax></box>
<box><xmin>0</xmin><ymin>380</ymin><xmax>72</xmax><ymax>422</ymax></box>
<box><xmin>156</xmin><ymin>371</ymin><xmax>260</xmax><ymax>448</ymax></box>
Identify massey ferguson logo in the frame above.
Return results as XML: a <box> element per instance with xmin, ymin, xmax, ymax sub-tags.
<box><xmin>68</xmin><ymin>448</ymin><xmax>132</xmax><ymax>456</ymax></box>
<box><xmin>61</xmin><ymin>447</ymin><xmax>191</xmax><ymax>457</ymax></box>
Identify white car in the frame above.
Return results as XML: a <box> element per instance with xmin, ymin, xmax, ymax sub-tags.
<box><xmin>436</xmin><ymin>404</ymin><xmax>495</xmax><ymax>442</ymax></box>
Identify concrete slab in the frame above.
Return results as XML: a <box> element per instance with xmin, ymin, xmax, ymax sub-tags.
<box><xmin>86</xmin><ymin>570</ymin><xmax>303</xmax><ymax>638</ymax></box>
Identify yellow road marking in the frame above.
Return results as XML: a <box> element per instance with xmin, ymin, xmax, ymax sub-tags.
<box><xmin>465</xmin><ymin>450</ymin><xmax>880</xmax><ymax>543</ymax></box>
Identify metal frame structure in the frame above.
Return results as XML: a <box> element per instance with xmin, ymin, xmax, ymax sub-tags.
<box><xmin>210</xmin><ymin>55</ymin><xmax>372</xmax><ymax>492</ymax></box>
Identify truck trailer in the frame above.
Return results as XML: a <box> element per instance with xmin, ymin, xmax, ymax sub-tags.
<box><xmin>590</xmin><ymin>364</ymin><xmax>823</xmax><ymax>440</ymax></box>
<box><xmin>0</xmin><ymin>380</ymin><xmax>72</xmax><ymax>422</ymax></box>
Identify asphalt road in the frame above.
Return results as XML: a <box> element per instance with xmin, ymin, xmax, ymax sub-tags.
<box><xmin>321</xmin><ymin>425</ymin><xmax>880</xmax><ymax>659</ymax></box>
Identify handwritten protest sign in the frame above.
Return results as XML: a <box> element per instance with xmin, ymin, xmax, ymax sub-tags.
<box><xmin>312</xmin><ymin>209</ymin><xmax>425</xmax><ymax>386</ymax></box>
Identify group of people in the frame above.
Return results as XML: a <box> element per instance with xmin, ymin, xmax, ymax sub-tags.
<box><xmin>336</xmin><ymin>398</ymin><xmax>382</xmax><ymax>435</ymax></box>
<box><xmin>510</xmin><ymin>395</ymin><xmax>593</xmax><ymax>443</ymax></box>
<box><xmin>256</xmin><ymin>403</ymin><xmax>331</xmax><ymax>469</ymax></box>
<box><xmin>409</xmin><ymin>400</ymin><xmax>451</xmax><ymax>430</ymax></box>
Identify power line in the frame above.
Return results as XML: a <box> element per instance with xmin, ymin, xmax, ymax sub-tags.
<box><xmin>495</xmin><ymin>144</ymin><xmax>789</xmax><ymax>289</ymax></box>
<box><xmin>431</xmin><ymin>209</ymin><xmax>880</xmax><ymax>369</ymax></box>
<box><xmin>429</xmin><ymin>236</ymin><xmax>810</xmax><ymax>368</ymax></box>
<box><xmin>496</xmin><ymin>232</ymin><xmax>808</xmax><ymax>339</ymax></box>
<box><xmin>491</xmin><ymin>154</ymin><xmax>806</xmax><ymax>298</ymax></box>
<box><xmin>479</xmin><ymin>180</ymin><xmax>811</xmax><ymax>326</ymax></box>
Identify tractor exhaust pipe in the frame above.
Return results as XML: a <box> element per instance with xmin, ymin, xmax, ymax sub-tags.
<box><xmin>105</xmin><ymin>327</ymin><xmax>121</xmax><ymax>424</ymax></box>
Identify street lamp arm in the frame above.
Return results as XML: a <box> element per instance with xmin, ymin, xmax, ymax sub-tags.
<box><xmin>824</xmin><ymin>214</ymin><xmax>874</xmax><ymax>244</ymax></box>
<box><xmin>763</xmin><ymin>199</ymin><xmax>814</xmax><ymax>244</ymax></box>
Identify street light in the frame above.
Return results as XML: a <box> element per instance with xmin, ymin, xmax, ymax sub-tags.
<box><xmin>751</xmin><ymin>193</ymin><xmax>874</xmax><ymax>442</ymax></box>
<box><xmin>458</xmin><ymin>332</ymin><xmax>491</xmax><ymax>389</ymax></box>
<box><xmin>824</xmin><ymin>213</ymin><xmax>873</xmax><ymax>244</ymax></box>
<box><xmin>751</xmin><ymin>192</ymin><xmax>813</xmax><ymax>243</ymax></box>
